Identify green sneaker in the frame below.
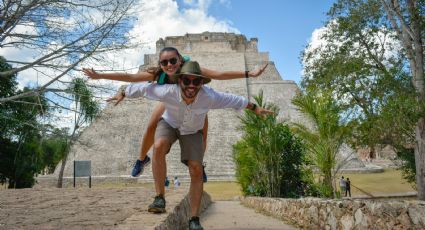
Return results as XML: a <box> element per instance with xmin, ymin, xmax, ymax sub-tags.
<box><xmin>189</xmin><ymin>216</ymin><xmax>204</xmax><ymax>230</ymax></box>
<box><xmin>148</xmin><ymin>195</ymin><xmax>166</xmax><ymax>213</ymax></box>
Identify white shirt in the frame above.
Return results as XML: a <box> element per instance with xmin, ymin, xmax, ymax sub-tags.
<box><xmin>125</xmin><ymin>82</ymin><xmax>248</xmax><ymax>135</ymax></box>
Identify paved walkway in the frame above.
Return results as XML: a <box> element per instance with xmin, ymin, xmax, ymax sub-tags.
<box><xmin>200</xmin><ymin>200</ymin><xmax>297</xmax><ymax>230</ymax></box>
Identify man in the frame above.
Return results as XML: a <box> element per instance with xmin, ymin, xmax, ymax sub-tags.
<box><xmin>119</xmin><ymin>61</ymin><xmax>273</xmax><ymax>230</ymax></box>
<box><xmin>345</xmin><ymin>178</ymin><xmax>351</xmax><ymax>197</ymax></box>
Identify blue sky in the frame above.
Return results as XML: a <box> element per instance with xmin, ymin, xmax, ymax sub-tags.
<box><xmin>176</xmin><ymin>0</ymin><xmax>336</xmax><ymax>84</ymax></box>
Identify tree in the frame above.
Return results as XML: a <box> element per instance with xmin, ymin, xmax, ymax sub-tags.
<box><xmin>291</xmin><ymin>90</ymin><xmax>348</xmax><ymax>198</ymax></box>
<box><xmin>380</xmin><ymin>0</ymin><xmax>425</xmax><ymax>201</ymax></box>
<box><xmin>0</xmin><ymin>56</ymin><xmax>50</xmax><ymax>188</ymax></box>
<box><xmin>303</xmin><ymin>0</ymin><xmax>425</xmax><ymax>200</ymax></box>
<box><xmin>0</xmin><ymin>0</ymin><xmax>140</xmax><ymax>103</ymax></box>
<box><xmin>40</xmin><ymin>127</ymin><xmax>69</xmax><ymax>174</ymax></box>
<box><xmin>56</xmin><ymin>78</ymin><xmax>99</xmax><ymax>188</ymax></box>
<box><xmin>233</xmin><ymin>92</ymin><xmax>314</xmax><ymax>198</ymax></box>
<box><xmin>1</xmin><ymin>0</ymin><xmax>135</xmax><ymax>187</ymax></box>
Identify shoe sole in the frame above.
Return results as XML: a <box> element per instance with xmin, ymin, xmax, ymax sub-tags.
<box><xmin>131</xmin><ymin>160</ymin><xmax>151</xmax><ymax>177</ymax></box>
<box><xmin>148</xmin><ymin>207</ymin><xmax>166</xmax><ymax>213</ymax></box>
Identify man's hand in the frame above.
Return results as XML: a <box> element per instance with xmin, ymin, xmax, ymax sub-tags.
<box><xmin>106</xmin><ymin>88</ymin><xmax>125</xmax><ymax>106</ymax></box>
<box><xmin>82</xmin><ymin>68</ymin><xmax>101</xmax><ymax>79</ymax></box>
<box><xmin>249</xmin><ymin>63</ymin><xmax>269</xmax><ymax>78</ymax></box>
<box><xmin>254</xmin><ymin>107</ymin><xmax>275</xmax><ymax>117</ymax></box>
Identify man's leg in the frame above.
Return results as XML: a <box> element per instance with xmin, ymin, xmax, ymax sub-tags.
<box><xmin>179</xmin><ymin>131</ymin><xmax>205</xmax><ymax>230</ymax></box>
<box><xmin>187</xmin><ymin>160</ymin><xmax>204</xmax><ymax>216</ymax></box>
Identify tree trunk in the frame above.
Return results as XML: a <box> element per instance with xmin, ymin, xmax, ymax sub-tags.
<box><xmin>56</xmin><ymin>153</ymin><xmax>68</xmax><ymax>188</ymax></box>
<box><xmin>415</xmin><ymin>118</ymin><xmax>425</xmax><ymax>200</ymax></box>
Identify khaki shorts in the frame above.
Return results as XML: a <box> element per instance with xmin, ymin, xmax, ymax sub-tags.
<box><xmin>155</xmin><ymin>119</ymin><xmax>204</xmax><ymax>164</ymax></box>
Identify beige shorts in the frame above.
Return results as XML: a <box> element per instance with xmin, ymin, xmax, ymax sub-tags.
<box><xmin>155</xmin><ymin>119</ymin><xmax>204</xmax><ymax>164</ymax></box>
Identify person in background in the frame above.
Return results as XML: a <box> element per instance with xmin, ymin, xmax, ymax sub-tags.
<box><xmin>173</xmin><ymin>176</ymin><xmax>180</xmax><ymax>189</ymax></box>
<box><xmin>165</xmin><ymin>176</ymin><xmax>170</xmax><ymax>188</ymax></box>
<box><xmin>340</xmin><ymin>176</ymin><xmax>346</xmax><ymax>196</ymax></box>
<box><xmin>345</xmin><ymin>178</ymin><xmax>351</xmax><ymax>197</ymax></box>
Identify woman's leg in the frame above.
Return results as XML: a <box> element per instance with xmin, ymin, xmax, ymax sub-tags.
<box><xmin>131</xmin><ymin>103</ymin><xmax>165</xmax><ymax>177</ymax></box>
<box><xmin>139</xmin><ymin>103</ymin><xmax>166</xmax><ymax>160</ymax></box>
<box><xmin>202</xmin><ymin>115</ymin><xmax>208</xmax><ymax>152</ymax></box>
<box><xmin>202</xmin><ymin>115</ymin><xmax>208</xmax><ymax>182</ymax></box>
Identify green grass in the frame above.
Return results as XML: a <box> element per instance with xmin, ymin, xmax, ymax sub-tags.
<box><xmin>336</xmin><ymin>169</ymin><xmax>415</xmax><ymax>196</ymax></box>
<box><xmin>203</xmin><ymin>169</ymin><xmax>416</xmax><ymax>200</ymax></box>
<box><xmin>203</xmin><ymin>181</ymin><xmax>243</xmax><ymax>200</ymax></box>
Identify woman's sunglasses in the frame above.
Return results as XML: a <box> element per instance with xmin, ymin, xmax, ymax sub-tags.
<box><xmin>159</xmin><ymin>57</ymin><xmax>178</xmax><ymax>67</ymax></box>
<box><xmin>182</xmin><ymin>77</ymin><xmax>203</xmax><ymax>86</ymax></box>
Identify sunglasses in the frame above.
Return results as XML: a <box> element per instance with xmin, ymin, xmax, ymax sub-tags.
<box><xmin>159</xmin><ymin>57</ymin><xmax>178</xmax><ymax>66</ymax></box>
<box><xmin>182</xmin><ymin>77</ymin><xmax>203</xmax><ymax>86</ymax></box>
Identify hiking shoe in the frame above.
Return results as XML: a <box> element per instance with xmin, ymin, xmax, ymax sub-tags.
<box><xmin>189</xmin><ymin>216</ymin><xmax>204</xmax><ymax>230</ymax></box>
<box><xmin>131</xmin><ymin>156</ymin><xmax>151</xmax><ymax>177</ymax></box>
<box><xmin>202</xmin><ymin>162</ymin><xmax>207</xmax><ymax>183</ymax></box>
<box><xmin>148</xmin><ymin>195</ymin><xmax>166</xmax><ymax>213</ymax></box>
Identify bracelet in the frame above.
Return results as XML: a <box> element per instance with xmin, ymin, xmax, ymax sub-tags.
<box><xmin>245</xmin><ymin>70</ymin><xmax>249</xmax><ymax>78</ymax></box>
<box><xmin>120</xmin><ymin>86</ymin><xmax>126</xmax><ymax>97</ymax></box>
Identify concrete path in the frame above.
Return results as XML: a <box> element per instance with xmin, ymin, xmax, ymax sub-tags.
<box><xmin>200</xmin><ymin>201</ymin><xmax>297</xmax><ymax>230</ymax></box>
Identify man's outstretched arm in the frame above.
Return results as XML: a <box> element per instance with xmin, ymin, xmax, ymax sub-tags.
<box><xmin>207</xmin><ymin>88</ymin><xmax>274</xmax><ymax>116</ymax></box>
<box><xmin>245</xmin><ymin>102</ymin><xmax>274</xmax><ymax>116</ymax></box>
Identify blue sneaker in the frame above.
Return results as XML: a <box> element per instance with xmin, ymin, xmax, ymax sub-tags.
<box><xmin>131</xmin><ymin>156</ymin><xmax>151</xmax><ymax>177</ymax></box>
<box><xmin>202</xmin><ymin>162</ymin><xmax>207</xmax><ymax>183</ymax></box>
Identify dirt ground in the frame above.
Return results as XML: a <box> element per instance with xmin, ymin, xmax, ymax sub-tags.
<box><xmin>0</xmin><ymin>186</ymin><xmax>187</xmax><ymax>230</ymax></box>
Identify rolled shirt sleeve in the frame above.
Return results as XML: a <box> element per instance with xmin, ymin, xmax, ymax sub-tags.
<box><xmin>125</xmin><ymin>82</ymin><xmax>174</xmax><ymax>101</ymax></box>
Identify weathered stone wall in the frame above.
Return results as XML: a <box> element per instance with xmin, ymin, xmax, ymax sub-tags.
<box><xmin>155</xmin><ymin>192</ymin><xmax>211</xmax><ymax>230</ymax></box>
<box><xmin>241</xmin><ymin>196</ymin><xmax>425</xmax><ymax>230</ymax></box>
<box><xmin>155</xmin><ymin>32</ymin><xmax>258</xmax><ymax>54</ymax></box>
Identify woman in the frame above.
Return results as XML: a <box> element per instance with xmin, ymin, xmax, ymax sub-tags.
<box><xmin>83</xmin><ymin>47</ymin><xmax>268</xmax><ymax>178</ymax></box>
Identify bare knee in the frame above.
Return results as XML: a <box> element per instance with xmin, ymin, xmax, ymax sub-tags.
<box><xmin>153</xmin><ymin>138</ymin><xmax>170</xmax><ymax>157</ymax></box>
<box><xmin>187</xmin><ymin>161</ymin><xmax>203</xmax><ymax>179</ymax></box>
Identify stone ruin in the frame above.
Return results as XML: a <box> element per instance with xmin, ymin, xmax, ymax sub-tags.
<box><xmin>44</xmin><ymin>32</ymin><xmax>376</xmax><ymax>185</ymax></box>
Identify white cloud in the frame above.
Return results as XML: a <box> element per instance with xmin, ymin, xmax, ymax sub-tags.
<box><xmin>131</xmin><ymin>0</ymin><xmax>238</xmax><ymax>49</ymax></box>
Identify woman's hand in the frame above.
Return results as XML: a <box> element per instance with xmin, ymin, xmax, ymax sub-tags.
<box><xmin>249</xmin><ymin>63</ymin><xmax>269</xmax><ymax>78</ymax></box>
<box><xmin>82</xmin><ymin>68</ymin><xmax>101</xmax><ymax>79</ymax></box>
<box><xmin>106</xmin><ymin>88</ymin><xmax>125</xmax><ymax>106</ymax></box>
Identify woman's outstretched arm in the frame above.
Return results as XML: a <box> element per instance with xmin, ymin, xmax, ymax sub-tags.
<box><xmin>82</xmin><ymin>68</ymin><xmax>156</xmax><ymax>82</ymax></box>
<box><xmin>200</xmin><ymin>63</ymin><xmax>268</xmax><ymax>80</ymax></box>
